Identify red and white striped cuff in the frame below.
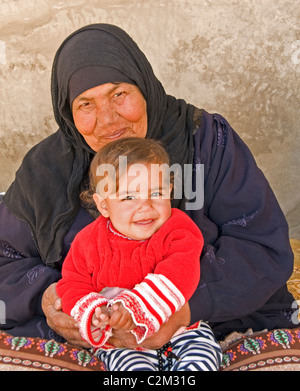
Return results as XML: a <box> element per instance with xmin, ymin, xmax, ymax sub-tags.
<box><xmin>71</xmin><ymin>292</ymin><xmax>111</xmax><ymax>348</ymax></box>
<box><xmin>112</xmin><ymin>273</ymin><xmax>185</xmax><ymax>344</ymax></box>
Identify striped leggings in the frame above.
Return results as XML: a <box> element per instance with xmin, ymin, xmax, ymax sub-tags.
<box><xmin>95</xmin><ymin>322</ymin><xmax>222</xmax><ymax>371</ymax></box>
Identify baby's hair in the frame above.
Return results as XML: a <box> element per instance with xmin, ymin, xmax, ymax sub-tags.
<box><xmin>80</xmin><ymin>137</ymin><xmax>171</xmax><ymax>205</ymax></box>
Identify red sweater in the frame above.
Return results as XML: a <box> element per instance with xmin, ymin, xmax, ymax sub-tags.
<box><xmin>57</xmin><ymin>208</ymin><xmax>203</xmax><ymax>347</ymax></box>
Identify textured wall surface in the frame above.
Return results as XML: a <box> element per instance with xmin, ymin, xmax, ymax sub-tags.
<box><xmin>0</xmin><ymin>0</ymin><xmax>299</xmax><ymax>238</ymax></box>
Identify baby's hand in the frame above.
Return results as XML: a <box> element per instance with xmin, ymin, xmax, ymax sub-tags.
<box><xmin>109</xmin><ymin>303</ymin><xmax>135</xmax><ymax>331</ymax></box>
<box><xmin>92</xmin><ymin>305</ymin><xmax>111</xmax><ymax>328</ymax></box>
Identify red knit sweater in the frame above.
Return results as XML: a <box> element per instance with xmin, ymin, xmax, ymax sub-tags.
<box><xmin>57</xmin><ymin>208</ymin><xmax>203</xmax><ymax>347</ymax></box>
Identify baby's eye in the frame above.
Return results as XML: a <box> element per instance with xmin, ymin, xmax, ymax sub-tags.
<box><xmin>121</xmin><ymin>195</ymin><xmax>135</xmax><ymax>201</ymax></box>
<box><xmin>150</xmin><ymin>192</ymin><xmax>161</xmax><ymax>199</ymax></box>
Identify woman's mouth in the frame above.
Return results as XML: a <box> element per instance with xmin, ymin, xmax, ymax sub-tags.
<box><xmin>105</xmin><ymin>128</ymin><xmax>127</xmax><ymax>140</ymax></box>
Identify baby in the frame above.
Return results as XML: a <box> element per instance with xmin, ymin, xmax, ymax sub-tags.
<box><xmin>57</xmin><ymin>137</ymin><xmax>222</xmax><ymax>371</ymax></box>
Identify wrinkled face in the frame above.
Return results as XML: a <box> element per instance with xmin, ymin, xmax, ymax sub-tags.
<box><xmin>93</xmin><ymin>163</ymin><xmax>172</xmax><ymax>241</ymax></box>
<box><xmin>72</xmin><ymin>82</ymin><xmax>147</xmax><ymax>151</ymax></box>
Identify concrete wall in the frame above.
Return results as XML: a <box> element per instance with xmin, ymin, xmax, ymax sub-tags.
<box><xmin>0</xmin><ymin>0</ymin><xmax>299</xmax><ymax>238</ymax></box>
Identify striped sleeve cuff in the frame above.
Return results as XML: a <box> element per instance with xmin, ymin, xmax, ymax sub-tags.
<box><xmin>71</xmin><ymin>292</ymin><xmax>112</xmax><ymax>348</ymax></box>
<box><xmin>112</xmin><ymin>274</ymin><xmax>185</xmax><ymax>343</ymax></box>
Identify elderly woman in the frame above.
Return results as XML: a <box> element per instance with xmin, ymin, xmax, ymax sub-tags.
<box><xmin>0</xmin><ymin>24</ymin><xmax>296</xmax><ymax>349</ymax></box>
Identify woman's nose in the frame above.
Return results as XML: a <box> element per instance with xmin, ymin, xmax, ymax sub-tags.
<box><xmin>95</xmin><ymin>101</ymin><xmax>119</xmax><ymax>128</ymax></box>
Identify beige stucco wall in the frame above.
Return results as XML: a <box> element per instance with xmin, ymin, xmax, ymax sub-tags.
<box><xmin>0</xmin><ymin>0</ymin><xmax>299</xmax><ymax>238</ymax></box>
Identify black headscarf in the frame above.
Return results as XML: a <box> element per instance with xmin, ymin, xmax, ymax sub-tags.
<box><xmin>4</xmin><ymin>24</ymin><xmax>195</xmax><ymax>266</ymax></box>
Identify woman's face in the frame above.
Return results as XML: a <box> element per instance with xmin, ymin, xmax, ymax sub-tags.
<box><xmin>72</xmin><ymin>82</ymin><xmax>147</xmax><ymax>151</ymax></box>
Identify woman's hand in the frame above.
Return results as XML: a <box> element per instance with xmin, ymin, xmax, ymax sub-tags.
<box><xmin>108</xmin><ymin>302</ymin><xmax>191</xmax><ymax>350</ymax></box>
<box><xmin>41</xmin><ymin>283</ymin><xmax>90</xmax><ymax>348</ymax></box>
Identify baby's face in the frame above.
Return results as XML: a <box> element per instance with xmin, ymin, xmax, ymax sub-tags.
<box><xmin>102</xmin><ymin>163</ymin><xmax>172</xmax><ymax>240</ymax></box>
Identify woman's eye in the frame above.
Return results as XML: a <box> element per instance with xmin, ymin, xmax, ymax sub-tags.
<box><xmin>79</xmin><ymin>101</ymin><xmax>93</xmax><ymax>111</ymax></box>
<box><xmin>114</xmin><ymin>91</ymin><xmax>126</xmax><ymax>99</ymax></box>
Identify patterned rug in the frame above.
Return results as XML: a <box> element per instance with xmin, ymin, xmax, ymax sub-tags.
<box><xmin>0</xmin><ymin>332</ymin><xmax>105</xmax><ymax>371</ymax></box>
